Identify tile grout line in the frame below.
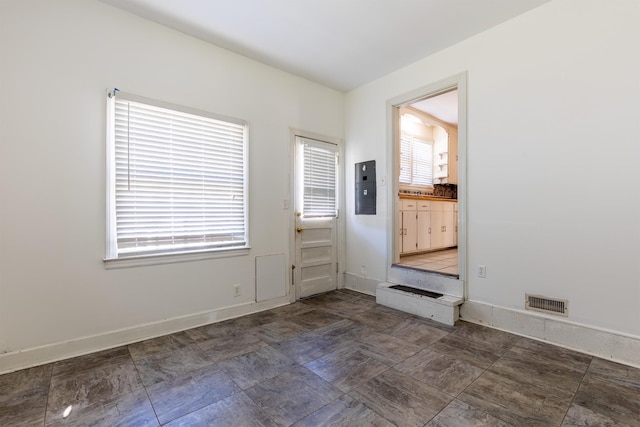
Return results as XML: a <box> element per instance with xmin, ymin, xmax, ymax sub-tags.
<box><xmin>558</xmin><ymin>356</ymin><xmax>595</xmax><ymax>427</ymax></box>
<box><xmin>127</xmin><ymin>345</ymin><xmax>163</xmax><ymax>426</ymax></box>
<box><xmin>419</xmin><ymin>328</ymin><xmax>520</xmax><ymax>426</ymax></box>
<box><xmin>41</xmin><ymin>366</ymin><xmax>54</xmax><ymax>427</ymax></box>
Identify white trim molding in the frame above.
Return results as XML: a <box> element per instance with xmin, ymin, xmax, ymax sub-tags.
<box><xmin>0</xmin><ymin>296</ymin><xmax>290</xmax><ymax>375</ymax></box>
<box><xmin>386</xmin><ymin>72</ymin><xmax>468</xmax><ymax>296</ymax></box>
<box><xmin>460</xmin><ymin>300</ymin><xmax>640</xmax><ymax>369</ymax></box>
<box><xmin>103</xmin><ymin>246</ymin><xmax>250</xmax><ymax>269</ymax></box>
<box><xmin>344</xmin><ymin>272</ymin><xmax>379</xmax><ymax>296</ymax></box>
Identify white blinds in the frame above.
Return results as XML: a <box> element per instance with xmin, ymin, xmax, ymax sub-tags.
<box><xmin>301</xmin><ymin>139</ymin><xmax>338</xmax><ymax>218</ymax></box>
<box><xmin>412</xmin><ymin>138</ymin><xmax>433</xmax><ymax>186</ymax></box>
<box><xmin>399</xmin><ymin>134</ymin><xmax>433</xmax><ymax>186</ymax></box>
<box><xmin>107</xmin><ymin>92</ymin><xmax>247</xmax><ymax>258</ymax></box>
<box><xmin>399</xmin><ymin>135</ymin><xmax>412</xmax><ymax>184</ymax></box>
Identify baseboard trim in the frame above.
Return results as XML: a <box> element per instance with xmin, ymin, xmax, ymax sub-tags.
<box><xmin>460</xmin><ymin>300</ymin><xmax>640</xmax><ymax>368</ymax></box>
<box><xmin>0</xmin><ymin>296</ymin><xmax>290</xmax><ymax>375</ymax></box>
<box><xmin>343</xmin><ymin>272</ymin><xmax>379</xmax><ymax>296</ymax></box>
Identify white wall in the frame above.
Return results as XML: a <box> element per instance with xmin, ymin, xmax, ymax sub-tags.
<box><xmin>0</xmin><ymin>0</ymin><xmax>343</xmax><ymax>366</ymax></box>
<box><xmin>3</xmin><ymin>0</ymin><xmax>639</xmax><ymax>371</ymax></box>
<box><xmin>345</xmin><ymin>0</ymin><xmax>640</xmax><ymax>340</ymax></box>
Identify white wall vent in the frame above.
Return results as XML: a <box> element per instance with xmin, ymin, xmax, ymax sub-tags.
<box><xmin>525</xmin><ymin>294</ymin><xmax>568</xmax><ymax>317</ymax></box>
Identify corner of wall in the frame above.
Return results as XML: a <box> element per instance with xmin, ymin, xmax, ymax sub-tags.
<box><xmin>344</xmin><ymin>272</ymin><xmax>379</xmax><ymax>296</ymax></box>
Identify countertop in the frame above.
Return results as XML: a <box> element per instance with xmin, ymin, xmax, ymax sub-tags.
<box><xmin>399</xmin><ymin>194</ymin><xmax>457</xmax><ymax>202</ymax></box>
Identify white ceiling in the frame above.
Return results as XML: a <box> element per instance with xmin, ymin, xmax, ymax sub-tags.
<box><xmin>411</xmin><ymin>90</ymin><xmax>459</xmax><ymax>125</ymax></box>
<box><xmin>100</xmin><ymin>0</ymin><xmax>551</xmax><ymax>92</ymax></box>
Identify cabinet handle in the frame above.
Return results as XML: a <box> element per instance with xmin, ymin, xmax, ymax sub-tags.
<box><xmin>428</xmin><ymin>227</ymin><xmax>431</xmax><ymax>234</ymax></box>
<box><xmin>403</xmin><ymin>228</ymin><xmax>407</xmax><ymax>235</ymax></box>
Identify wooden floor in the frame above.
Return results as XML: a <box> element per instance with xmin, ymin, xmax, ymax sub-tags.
<box><xmin>1</xmin><ymin>289</ymin><xmax>638</xmax><ymax>426</ymax></box>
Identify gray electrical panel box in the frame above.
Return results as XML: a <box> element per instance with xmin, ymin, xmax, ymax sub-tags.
<box><xmin>355</xmin><ymin>160</ymin><xmax>376</xmax><ymax>215</ymax></box>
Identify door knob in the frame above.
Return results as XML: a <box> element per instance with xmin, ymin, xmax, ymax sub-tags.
<box><xmin>296</xmin><ymin>227</ymin><xmax>303</xmax><ymax>233</ymax></box>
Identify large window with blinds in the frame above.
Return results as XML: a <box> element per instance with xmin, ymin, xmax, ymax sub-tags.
<box><xmin>105</xmin><ymin>91</ymin><xmax>248</xmax><ymax>260</ymax></box>
<box><xmin>399</xmin><ymin>133</ymin><xmax>433</xmax><ymax>187</ymax></box>
<box><xmin>299</xmin><ymin>138</ymin><xmax>338</xmax><ymax>218</ymax></box>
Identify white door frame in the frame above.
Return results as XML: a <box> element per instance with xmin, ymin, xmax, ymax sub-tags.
<box><xmin>386</xmin><ymin>72</ymin><xmax>468</xmax><ymax>299</ymax></box>
<box><xmin>289</xmin><ymin>128</ymin><xmax>345</xmax><ymax>301</ymax></box>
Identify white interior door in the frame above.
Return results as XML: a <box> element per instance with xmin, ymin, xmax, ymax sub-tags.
<box><xmin>294</xmin><ymin>136</ymin><xmax>338</xmax><ymax>298</ymax></box>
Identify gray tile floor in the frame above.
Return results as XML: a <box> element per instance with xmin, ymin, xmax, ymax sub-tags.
<box><xmin>399</xmin><ymin>249</ymin><xmax>458</xmax><ymax>276</ymax></box>
<box><xmin>1</xmin><ymin>289</ymin><xmax>638</xmax><ymax>426</ymax></box>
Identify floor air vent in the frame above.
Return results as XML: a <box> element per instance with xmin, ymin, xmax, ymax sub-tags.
<box><xmin>525</xmin><ymin>294</ymin><xmax>568</xmax><ymax>317</ymax></box>
<box><xmin>389</xmin><ymin>285</ymin><xmax>443</xmax><ymax>299</ymax></box>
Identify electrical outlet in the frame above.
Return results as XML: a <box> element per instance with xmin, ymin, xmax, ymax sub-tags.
<box><xmin>477</xmin><ymin>265</ymin><xmax>487</xmax><ymax>278</ymax></box>
<box><xmin>233</xmin><ymin>284</ymin><xmax>241</xmax><ymax>297</ymax></box>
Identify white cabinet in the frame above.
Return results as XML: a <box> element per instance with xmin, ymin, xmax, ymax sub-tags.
<box><xmin>454</xmin><ymin>203</ymin><xmax>458</xmax><ymax>246</ymax></box>
<box><xmin>443</xmin><ymin>210</ymin><xmax>455</xmax><ymax>247</ymax></box>
<box><xmin>401</xmin><ymin>199</ymin><xmax>418</xmax><ymax>210</ymax></box>
<box><xmin>400</xmin><ymin>198</ymin><xmax>457</xmax><ymax>254</ymax></box>
<box><xmin>401</xmin><ymin>211</ymin><xmax>417</xmax><ymax>253</ymax></box>
<box><xmin>430</xmin><ymin>208</ymin><xmax>444</xmax><ymax>248</ymax></box>
<box><xmin>400</xmin><ymin>199</ymin><xmax>417</xmax><ymax>253</ymax></box>
<box><xmin>430</xmin><ymin>201</ymin><xmax>456</xmax><ymax>250</ymax></box>
<box><xmin>417</xmin><ymin>201</ymin><xmax>431</xmax><ymax>251</ymax></box>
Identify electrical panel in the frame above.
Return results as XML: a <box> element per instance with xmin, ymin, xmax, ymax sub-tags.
<box><xmin>355</xmin><ymin>160</ymin><xmax>376</xmax><ymax>215</ymax></box>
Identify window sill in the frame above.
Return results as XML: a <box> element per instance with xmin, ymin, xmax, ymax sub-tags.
<box><xmin>103</xmin><ymin>246</ymin><xmax>251</xmax><ymax>269</ymax></box>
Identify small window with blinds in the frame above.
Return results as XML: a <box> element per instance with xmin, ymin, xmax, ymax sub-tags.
<box><xmin>399</xmin><ymin>134</ymin><xmax>433</xmax><ymax>186</ymax></box>
<box><xmin>105</xmin><ymin>90</ymin><xmax>248</xmax><ymax>260</ymax></box>
<box><xmin>300</xmin><ymin>138</ymin><xmax>338</xmax><ymax>218</ymax></box>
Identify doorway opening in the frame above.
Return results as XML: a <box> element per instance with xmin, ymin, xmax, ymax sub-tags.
<box><xmin>386</xmin><ymin>73</ymin><xmax>467</xmax><ymax>298</ymax></box>
<box><xmin>396</xmin><ymin>90</ymin><xmax>459</xmax><ymax>276</ymax></box>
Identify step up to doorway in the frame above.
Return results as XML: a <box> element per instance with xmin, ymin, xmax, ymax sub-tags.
<box><xmin>376</xmin><ymin>282</ymin><xmax>463</xmax><ymax>326</ymax></box>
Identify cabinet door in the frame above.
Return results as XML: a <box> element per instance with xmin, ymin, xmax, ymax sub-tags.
<box><xmin>454</xmin><ymin>211</ymin><xmax>458</xmax><ymax>246</ymax></box>
<box><xmin>417</xmin><ymin>211</ymin><xmax>431</xmax><ymax>251</ymax></box>
<box><xmin>442</xmin><ymin>211</ymin><xmax>455</xmax><ymax>247</ymax></box>
<box><xmin>430</xmin><ymin>210</ymin><xmax>444</xmax><ymax>249</ymax></box>
<box><xmin>401</xmin><ymin>211</ymin><xmax>417</xmax><ymax>253</ymax></box>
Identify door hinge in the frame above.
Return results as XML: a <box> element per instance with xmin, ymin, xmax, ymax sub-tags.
<box><xmin>336</xmin><ymin>262</ymin><xmax>339</xmax><ymax>273</ymax></box>
<box><xmin>291</xmin><ymin>265</ymin><xmax>295</xmax><ymax>286</ymax></box>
